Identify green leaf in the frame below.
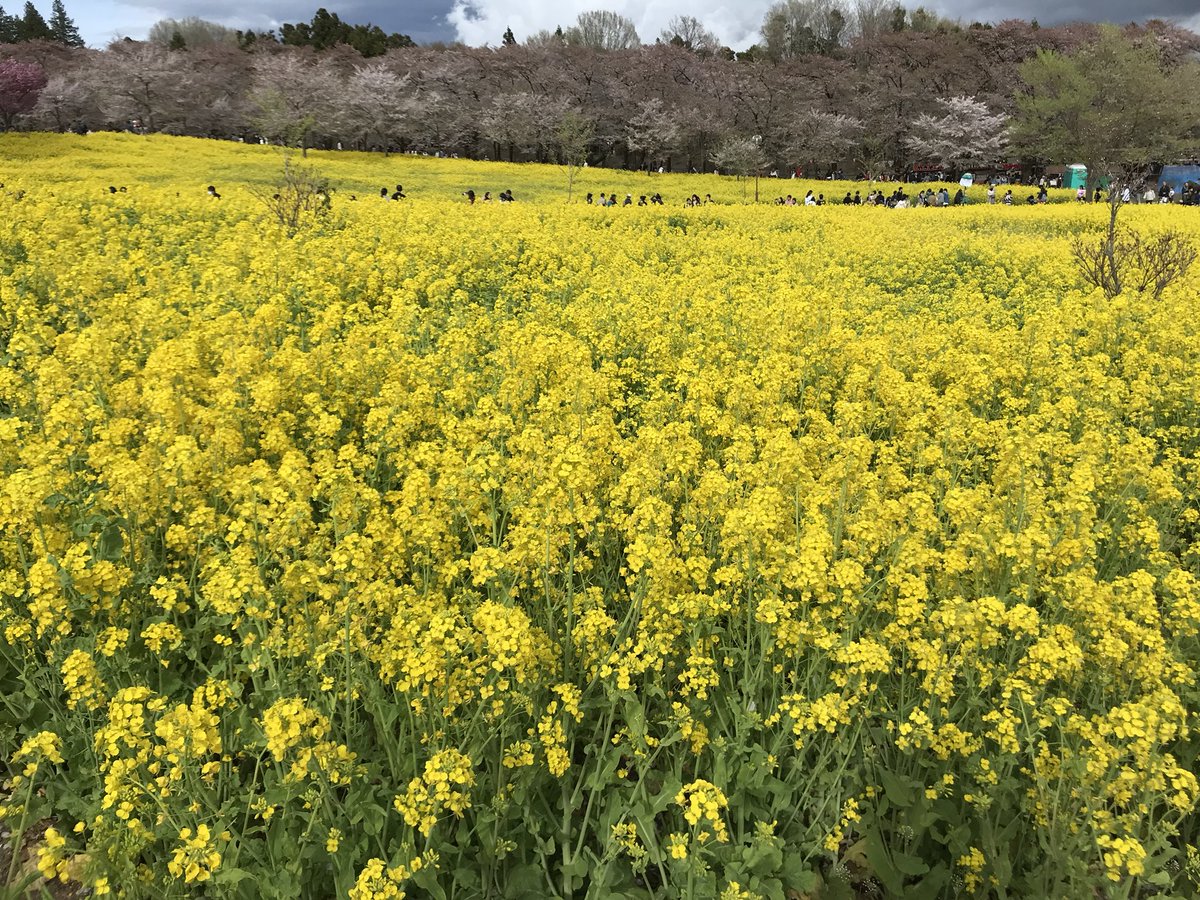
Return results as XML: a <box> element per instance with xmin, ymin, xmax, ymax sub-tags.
<box><xmin>98</xmin><ymin>522</ymin><xmax>124</xmax><ymax>560</ymax></box>
<box><xmin>411</xmin><ymin>864</ymin><xmax>448</xmax><ymax>899</ymax></box>
<box><xmin>780</xmin><ymin>854</ymin><xmax>820</xmax><ymax>892</ymax></box>
<box><xmin>585</xmin><ymin>751</ymin><xmax>620</xmax><ymax>791</ymax></box>
<box><xmin>863</xmin><ymin>827</ymin><xmax>904</xmax><ymax>895</ymax></box>
<box><xmin>214</xmin><ymin>866</ymin><xmax>253</xmax><ymax>886</ymax></box>
<box><xmin>360</xmin><ymin>802</ymin><xmax>387</xmax><ymax>836</ymax></box>
<box><xmin>747</xmin><ymin>875</ymin><xmax>785</xmax><ymax>900</ymax></box>
<box><xmin>903</xmin><ymin>863</ymin><xmax>949</xmax><ymax>900</ymax></box>
<box><xmin>651</xmin><ymin>776</ymin><xmax>683</xmax><ymax>814</ymax></box>
<box><xmin>742</xmin><ymin>841</ymin><xmax>783</xmax><ymax>876</ymax></box>
<box><xmin>622</xmin><ymin>694</ymin><xmax>646</xmax><ymax>740</ymax></box>
<box><xmin>879</xmin><ymin>769</ymin><xmax>915</xmax><ymax>807</ymax></box>
<box><xmin>563</xmin><ymin>855</ymin><xmax>589</xmax><ymax>879</ymax></box>
<box><xmin>892</xmin><ymin>848</ymin><xmax>930</xmax><ymax>878</ymax></box>
<box><xmin>505</xmin><ymin>862</ymin><xmax>547</xmax><ymax>897</ymax></box>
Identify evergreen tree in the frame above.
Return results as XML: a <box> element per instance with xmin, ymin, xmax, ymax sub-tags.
<box><xmin>168</xmin><ymin>28</ymin><xmax>186</xmax><ymax>50</ymax></box>
<box><xmin>502</xmin><ymin>26</ymin><xmax>516</xmax><ymax>46</ymax></box>
<box><xmin>236</xmin><ymin>28</ymin><xmax>277</xmax><ymax>48</ymax></box>
<box><xmin>0</xmin><ymin>6</ymin><xmax>18</xmax><ymax>44</ymax></box>
<box><xmin>48</xmin><ymin>0</ymin><xmax>82</xmax><ymax>46</ymax></box>
<box><xmin>17</xmin><ymin>1</ymin><xmax>52</xmax><ymax>41</ymax></box>
<box><xmin>309</xmin><ymin>7</ymin><xmax>339</xmax><ymax>49</ymax></box>
<box><xmin>279</xmin><ymin>8</ymin><xmax>412</xmax><ymax>56</ymax></box>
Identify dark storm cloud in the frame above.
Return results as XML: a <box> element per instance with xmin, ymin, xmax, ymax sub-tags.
<box><xmin>72</xmin><ymin>0</ymin><xmax>456</xmax><ymax>47</ymax></box>
<box><xmin>69</xmin><ymin>0</ymin><xmax>1198</xmax><ymax>49</ymax></box>
<box><xmin>936</xmin><ymin>0</ymin><xmax>1200</xmax><ymax>26</ymax></box>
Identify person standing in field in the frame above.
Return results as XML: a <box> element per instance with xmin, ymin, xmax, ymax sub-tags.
<box><xmin>987</xmin><ymin>184</ymin><xmax>996</xmax><ymax>204</ymax></box>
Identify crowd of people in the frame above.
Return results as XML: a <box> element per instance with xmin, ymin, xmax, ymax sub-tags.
<box><xmin>1074</xmin><ymin>182</ymin><xmax>1182</xmax><ymax>204</ymax></box>
<box><xmin>585</xmin><ymin>192</ymin><xmax>667</xmax><ymax>206</ymax></box>
<box><xmin>771</xmin><ymin>186</ymin><xmax>976</xmax><ymax>208</ymax></box>
<box><xmin>449</xmin><ymin>180</ymin><xmax>1197</xmax><ymax>209</ymax></box>
<box><xmin>173</xmin><ymin>178</ymin><xmax>1200</xmax><ymax>209</ymax></box>
<box><xmin>463</xmin><ymin>189</ymin><xmax>517</xmax><ymax>203</ymax></box>
<box><xmin>381</xmin><ymin>181</ymin><xmax>1190</xmax><ymax>209</ymax></box>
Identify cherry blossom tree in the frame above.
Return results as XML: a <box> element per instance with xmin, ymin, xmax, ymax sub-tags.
<box><xmin>339</xmin><ymin>60</ymin><xmax>412</xmax><ymax>152</ymax></box>
<box><xmin>625</xmin><ymin>97</ymin><xmax>682</xmax><ymax>171</ymax></box>
<box><xmin>26</xmin><ymin>71</ymin><xmax>89</xmax><ymax>130</ymax></box>
<box><xmin>481</xmin><ymin>91</ymin><xmax>567</xmax><ymax>161</ymax></box>
<box><xmin>0</xmin><ymin>58</ymin><xmax>46</xmax><ymax>129</ymax></box>
<box><xmin>787</xmin><ymin>108</ymin><xmax>863</xmax><ymax>173</ymax></box>
<box><xmin>249</xmin><ymin>50</ymin><xmax>342</xmax><ymax>154</ymax></box>
<box><xmin>904</xmin><ymin>94</ymin><xmax>1008</xmax><ymax>170</ymax></box>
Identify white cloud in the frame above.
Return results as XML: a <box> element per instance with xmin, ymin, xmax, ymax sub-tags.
<box><xmin>446</xmin><ymin>0</ymin><xmax>768</xmax><ymax>49</ymax></box>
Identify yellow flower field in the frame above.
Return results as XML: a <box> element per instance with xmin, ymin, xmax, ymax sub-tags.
<box><xmin>2</xmin><ymin>133</ymin><xmax>1200</xmax><ymax>899</ymax></box>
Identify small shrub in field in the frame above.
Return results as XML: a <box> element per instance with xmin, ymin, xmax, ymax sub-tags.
<box><xmin>251</xmin><ymin>157</ymin><xmax>332</xmax><ymax>236</ymax></box>
<box><xmin>1072</xmin><ymin>191</ymin><xmax>1197</xmax><ymax>298</ymax></box>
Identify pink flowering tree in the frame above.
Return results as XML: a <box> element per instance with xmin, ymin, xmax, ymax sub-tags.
<box><xmin>0</xmin><ymin>59</ymin><xmax>47</xmax><ymax>129</ymax></box>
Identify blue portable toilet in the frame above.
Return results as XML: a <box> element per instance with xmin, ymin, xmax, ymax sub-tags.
<box><xmin>1159</xmin><ymin>165</ymin><xmax>1200</xmax><ymax>201</ymax></box>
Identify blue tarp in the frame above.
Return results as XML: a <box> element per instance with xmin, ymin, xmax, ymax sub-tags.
<box><xmin>1159</xmin><ymin>165</ymin><xmax>1200</xmax><ymax>196</ymax></box>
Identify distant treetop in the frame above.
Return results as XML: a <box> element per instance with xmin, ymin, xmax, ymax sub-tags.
<box><xmin>277</xmin><ymin>8</ymin><xmax>415</xmax><ymax>57</ymax></box>
<box><xmin>0</xmin><ymin>1</ymin><xmax>81</xmax><ymax>45</ymax></box>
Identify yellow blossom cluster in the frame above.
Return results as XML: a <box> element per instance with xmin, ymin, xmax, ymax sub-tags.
<box><xmin>166</xmin><ymin>823</ymin><xmax>228</xmax><ymax>883</ymax></box>
<box><xmin>1</xmin><ymin>132</ymin><xmax>1199</xmax><ymax>896</ymax></box>
<box><xmin>393</xmin><ymin>749</ymin><xmax>476</xmax><ymax>836</ymax></box>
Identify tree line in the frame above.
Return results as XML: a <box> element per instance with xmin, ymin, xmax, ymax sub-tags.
<box><xmin>0</xmin><ymin>1</ymin><xmax>82</xmax><ymax>46</ymax></box>
<box><xmin>1</xmin><ymin>4</ymin><xmax>1198</xmax><ymax>184</ymax></box>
